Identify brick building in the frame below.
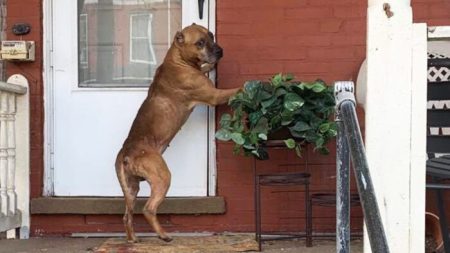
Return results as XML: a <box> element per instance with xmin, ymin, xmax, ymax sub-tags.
<box><xmin>2</xmin><ymin>0</ymin><xmax>450</xmax><ymax>238</ymax></box>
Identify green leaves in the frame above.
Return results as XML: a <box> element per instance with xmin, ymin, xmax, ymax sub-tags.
<box><xmin>219</xmin><ymin>113</ymin><xmax>232</xmax><ymax>128</ymax></box>
<box><xmin>284</xmin><ymin>138</ymin><xmax>296</xmax><ymax>149</ymax></box>
<box><xmin>215</xmin><ymin>129</ymin><xmax>232</xmax><ymax>141</ymax></box>
<box><xmin>253</xmin><ymin>117</ymin><xmax>269</xmax><ymax>134</ymax></box>
<box><xmin>283</xmin><ymin>93</ymin><xmax>305</xmax><ymax>111</ymax></box>
<box><xmin>258</xmin><ymin>133</ymin><xmax>268</xmax><ymax>141</ymax></box>
<box><xmin>272</xmin><ymin>73</ymin><xmax>283</xmax><ymax>87</ymax></box>
<box><xmin>216</xmin><ymin>73</ymin><xmax>337</xmax><ymax>159</ymax></box>
<box><xmin>290</xmin><ymin>121</ymin><xmax>311</xmax><ymax>132</ymax></box>
<box><xmin>297</xmin><ymin>80</ymin><xmax>327</xmax><ymax>93</ymax></box>
<box><xmin>244</xmin><ymin>80</ymin><xmax>261</xmax><ymax>99</ymax></box>
<box><xmin>231</xmin><ymin>133</ymin><xmax>245</xmax><ymax>145</ymax></box>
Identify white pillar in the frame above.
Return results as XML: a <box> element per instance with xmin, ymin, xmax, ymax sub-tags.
<box><xmin>361</xmin><ymin>0</ymin><xmax>427</xmax><ymax>252</ymax></box>
<box><xmin>0</xmin><ymin>91</ymin><xmax>8</xmax><ymax>217</ymax></box>
<box><xmin>6</xmin><ymin>74</ymin><xmax>29</xmax><ymax>239</ymax></box>
<box><xmin>7</xmin><ymin>93</ymin><xmax>17</xmax><ymax>216</ymax></box>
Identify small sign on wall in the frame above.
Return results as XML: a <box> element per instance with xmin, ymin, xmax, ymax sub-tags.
<box><xmin>0</xmin><ymin>41</ymin><xmax>35</xmax><ymax>61</ymax></box>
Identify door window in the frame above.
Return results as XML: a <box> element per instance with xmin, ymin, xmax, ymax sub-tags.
<box><xmin>77</xmin><ymin>0</ymin><xmax>181</xmax><ymax>88</ymax></box>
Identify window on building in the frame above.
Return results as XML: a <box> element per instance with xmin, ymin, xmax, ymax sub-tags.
<box><xmin>130</xmin><ymin>13</ymin><xmax>156</xmax><ymax>65</ymax></box>
<box><xmin>79</xmin><ymin>14</ymin><xmax>88</xmax><ymax>68</ymax></box>
<box><xmin>77</xmin><ymin>0</ymin><xmax>180</xmax><ymax>87</ymax></box>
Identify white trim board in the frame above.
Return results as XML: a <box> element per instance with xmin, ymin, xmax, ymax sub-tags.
<box><xmin>428</xmin><ymin>26</ymin><xmax>450</xmax><ymax>40</ymax></box>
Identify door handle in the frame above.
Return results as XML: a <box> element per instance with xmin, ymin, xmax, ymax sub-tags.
<box><xmin>198</xmin><ymin>0</ymin><xmax>205</xmax><ymax>19</ymax></box>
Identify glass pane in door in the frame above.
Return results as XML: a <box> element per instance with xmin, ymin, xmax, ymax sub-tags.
<box><xmin>78</xmin><ymin>0</ymin><xmax>181</xmax><ymax>87</ymax></box>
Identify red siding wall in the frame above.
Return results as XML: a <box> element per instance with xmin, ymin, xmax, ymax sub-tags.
<box><xmin>6</xmin><ymin>1</ymin><xmax>44</xmax><ymax>199</ymax></box>
<box><xmin>4</xmin><ymin>0</ymin><xmax>450</xmax><ymax>236</ymax></box>
<box><xmin>215</xmin><ymin>0</ymin><xmax>367</xmax><ymax>234</ymax></box>
<box><xmin>413</xmin><ymin>0</ymin><xmax>450</xmax><ymax>26</ymax></box>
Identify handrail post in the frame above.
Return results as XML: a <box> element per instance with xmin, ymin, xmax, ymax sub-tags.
<box><xmin>7</xmin><ymin>93</ymin><xmax>17</xmax><ymax>216</ymax></box>
<box><xmin>336</xmin><ymin>110</ymin><xmax>350</xmax><ymax>253</ymax></box>
<box><xmin>0</xmin><ymin>74</ymin><xmax>30</xmax><ymax>239</ymax></box>
<box><xmin>0</xmin><ymin>91</ymin><xmax>8</xmax><ymax>217</ymax></box>
<box><xmin>334</xmin><ymin>81</ymin><xmax>390</xmax><ymax>253</ymax></box>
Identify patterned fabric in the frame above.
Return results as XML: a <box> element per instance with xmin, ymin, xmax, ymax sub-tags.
<box><xmin>428</xmin><ymin>52</ymin><xmax>450</xmax><ymax>156</ymax></box>
<box><xmin>428</xmin><ymin>52</ymin><xmax>450</xmax><ymax>82</ymax></box>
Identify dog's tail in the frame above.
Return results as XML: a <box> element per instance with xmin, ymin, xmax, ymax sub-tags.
<box><xmin>115</xmin><ymin>150</ymin><xmax>131</xmax><ymax>174</ymax></box>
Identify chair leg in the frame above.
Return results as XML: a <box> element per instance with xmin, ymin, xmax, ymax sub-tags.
<box><xmin>306</xmin><ymin>183</ymin><xmax>312</xmax><ymax>247</ymax></box>
<box><xmin>256</xmin><ymin>175</ymin><xmax>262</xmax><ymax>251</ymax></box>
<box><xmin>435</xmin><ymin>187</ymin><xmax>450</xmax><ymax>253</ymax></box>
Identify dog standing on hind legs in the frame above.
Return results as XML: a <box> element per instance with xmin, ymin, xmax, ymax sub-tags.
<box><xmin>115</xmin><ymin>24</ymin><xmax>239</xmax><ymax>243</ymax></box>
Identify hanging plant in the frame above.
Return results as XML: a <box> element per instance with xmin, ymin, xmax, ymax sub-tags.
<box><xmin>215</xmin><ymin>73</ymin><xmax>337</xmax><ymax>160</ymax></box>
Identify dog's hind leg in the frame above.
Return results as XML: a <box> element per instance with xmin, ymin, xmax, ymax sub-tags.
<box><xmin>116</xmin><ymin>152</ymin><xmax>140</xmax><ymax>243</ymax></box>
<box><xmin>137</xmin><ymin>149</ymin><xmax>172</xmax><ymax>242</ymax></box>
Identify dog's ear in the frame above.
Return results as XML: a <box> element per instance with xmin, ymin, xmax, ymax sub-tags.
<box><xmin>175</xmin><ymin>31</ymin><xmax>184</xmax><ymax>45</ymax></box>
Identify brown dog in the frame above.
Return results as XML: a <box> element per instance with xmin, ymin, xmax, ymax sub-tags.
<box><xmin>115</xmin><ymin>24</ymin><xmax>239</xmax><ymax>243</ymax></box>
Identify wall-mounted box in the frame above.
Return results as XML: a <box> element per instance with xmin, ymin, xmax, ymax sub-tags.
<box><xmin>0</xmin><ymin>41</ymin><xmax>35</xmax><ymax>61</ymax></box>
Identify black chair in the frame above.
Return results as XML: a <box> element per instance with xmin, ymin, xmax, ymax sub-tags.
<box><xmin>308</xmin><ymin>192</ymin><xmax>360</xmax><ymax>242</ymax></box>
<box><xmin>426</xmin><ymin>57</ymin><xmax>450</xmax><ymax>253</ymax></box>
<box><xmin>253</xmin><ymin>141</ymin><xmax>312</xmax><ymax>251</ymax></box>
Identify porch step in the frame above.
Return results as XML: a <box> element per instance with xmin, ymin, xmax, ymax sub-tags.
<box><xmin>31</xmin><ymin>197</ymin><xmax>225</xmax><ymax>215</ymax></box>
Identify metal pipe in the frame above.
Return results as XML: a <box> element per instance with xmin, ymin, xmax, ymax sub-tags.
<box><xmin>336</xmin><ymin>116</ymin><xmax>350</xmax><ymax>253</ymax></box>
<box><xmin>340</xmin><ymin>100</ymin><xmax>390</xmax><ymax>253</ymax></box>
<box><xmin>334</xmin><ymin>81</ymin><xmax>390</xmax><ymax>253</ymax></box>
<box><xmin>426</xmin><ymin>183</ymin><xmax>450</xmax><ymax>189</ymax></box>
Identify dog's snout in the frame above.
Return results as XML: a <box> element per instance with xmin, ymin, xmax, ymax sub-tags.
<box><xmin>214</xmin><ymin>45</ymin><xmax>223</xmax><ymax>59</ymax></box>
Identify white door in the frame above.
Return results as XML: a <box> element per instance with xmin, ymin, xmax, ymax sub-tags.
<box><xmin>49</xmin><ymin>0</ymin><xmax>212</xmax><ymax>197</ymax></box>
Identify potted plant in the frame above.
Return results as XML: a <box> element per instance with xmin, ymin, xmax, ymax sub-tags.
<box><xmin>215</xmin><ymin>73</ymin><xmax>337</xmax><ymax>160</ymax></box>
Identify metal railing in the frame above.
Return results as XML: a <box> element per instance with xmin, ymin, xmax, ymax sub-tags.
<box><xmin>334</xmin><ymin>81</ymin><xmax>390</xmax><ymax>253</ymax></box>
<box><xmin>0</xmin><ymin>74</ymin><xmax>29</xmax><ymax>239</ymax></box>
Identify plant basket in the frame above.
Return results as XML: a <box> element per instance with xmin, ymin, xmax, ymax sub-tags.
<box><xmin>216</xmin><ymin>73</ymin><xmax>336</xmax><ymax>160</ymax></box>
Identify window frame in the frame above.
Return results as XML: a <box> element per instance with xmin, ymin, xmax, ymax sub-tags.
<box><xmin>79</xmin><ymin>13</ymin><xmax>88</xmax><ymax>68</ymax></box>
<box><xmin>129</xmin><ymin>13</ymin><xmax>157</xmax><ymax>65</ymax></box>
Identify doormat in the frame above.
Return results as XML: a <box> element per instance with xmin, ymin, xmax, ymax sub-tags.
<box><xmin>95</xmin><ymin>234</ymin><xmax>259</xmax><ymax>253</ymax></box>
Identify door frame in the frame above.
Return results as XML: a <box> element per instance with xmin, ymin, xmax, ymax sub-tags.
<box><xmin>42</xmin><ymin>0</ymin><xmax>218</xmax><ymax>197</ymax></box>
